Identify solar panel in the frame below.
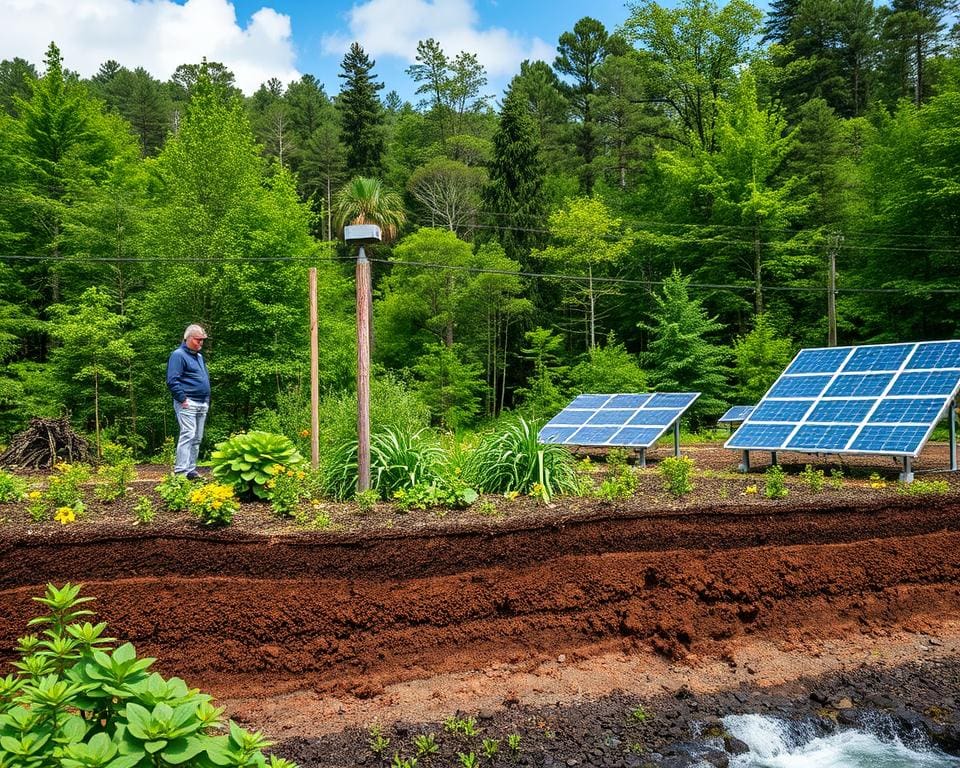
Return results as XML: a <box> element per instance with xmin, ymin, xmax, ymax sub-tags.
<box><xmin>726</xmin><ymin>340</ymin><xmax>960</xmax><ymax>458</ymax></box>
<box><xmin>539</xmin><ymin>392</ymin><xmax>700</xmax><ymax>448</ymax></box>
<box><xmin>718</xmin><ymin>405</ymin><xmax>754</xmax><ymax>423</ymax></box>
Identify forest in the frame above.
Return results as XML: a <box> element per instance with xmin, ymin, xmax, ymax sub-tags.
<box><xmin>1</xmin><ymin>0</ymin><xmax>959</xmax><ymax>454</ymax></box>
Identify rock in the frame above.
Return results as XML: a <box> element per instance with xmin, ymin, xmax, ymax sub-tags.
<box><xmin>702</xmin><ymin>750</ymin><xmax>730</xmax><ymax>768</ymax></box>
<box><xmin>723</xmin><ymin>736</ymin><xmax>750</xmax><ymax>755</ymax></box>
<box><xmin>835</xmin><ymin>697</ymin><xmax>854</xmax><ymax>709</ymax></box>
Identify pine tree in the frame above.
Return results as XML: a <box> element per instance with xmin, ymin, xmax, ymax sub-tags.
<box><xmin>641</xmin><ymin>270</ymin><xmax>730</xmax><ymax>425</ymax></box>
<box><xmin>337</xmin><ymin>43</ymin><xmax>385</xmax><ymax>177</ymax></box>
<box><xmin>482</xmin><ymin>83</ymin><xmax>547</xmax><ymax>267</ymax></box>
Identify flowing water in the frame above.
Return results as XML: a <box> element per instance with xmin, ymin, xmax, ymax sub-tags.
<box><xmin>721</xmin><ymin>714</ymin><xmax>960</xmax><ymax>768</ymax></box>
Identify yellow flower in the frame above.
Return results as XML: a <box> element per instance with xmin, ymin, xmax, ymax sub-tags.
<box><xmin>744</xmin><ymin>484</ymin><xmax>758</xmax><ymax>495</ymax></box>
<box><xmin>28</xmin><ymin>491</ymin><xmax>42</xmax><ymax>500</ymax></box>
<box><xmin>299</xmin><ymin>429</ymin><xmax>310</xmax><ymax>438</ymax></box>
<box><xmin>211</xmin><ymin>501</ymin><xmax>223</xmax><ymax>509</ymax></box>
<box><xmin>504</xmin><ymin>490</ymin><xmax>519</xmax><ymax>501</ymax></box>
<box><xmin>54</xmin><ymin>506</ymin><xmax>76</xmax><ymax>525</ymax></box>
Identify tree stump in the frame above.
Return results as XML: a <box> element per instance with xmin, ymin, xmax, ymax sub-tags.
<box><xmin>0</xmin><ymin>417</ymin><xmax>93</xmax><ymax>470</ymax></box>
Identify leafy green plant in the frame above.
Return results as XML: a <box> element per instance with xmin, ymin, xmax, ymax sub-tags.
<box><xmin>481</xmin><ymin>738</ymin><xmax>500</xmax><ymax>758</ymax></box>
<box><xmin>211</xmin><ymin>430</ymin><xmax>305</xmax><ymax>500</ymax></box>
<box><xmin>267</xmin><ymin>464</ymin><xmax>308</xmax><ymax>517</ymax></box>
<box><xmin>26</xmin><ymin>490</ymin><xmax>46</xmax><ymax>522</ymax></box>
<box><xmin>0</xmin><ymin>583</ymin><xmax>298</xmax><ymax>768</ymax></box>
<box><xmin>476</xmin><ymin>499</ymin><xmax>499</xmax><ymax>517</ymax></box>
<box><xmin>464</xmin><ymin>418</ymin><xmax>578</xmax><ymax>502</ymax></box>
<box><xmin>45</xmin><ymin>462</ymin><xmax>91</xmax><ymax>508</ymax></box>
<box><xmin>764</xmin><ymin>465</ymin><xmax>789</xmax><ymax>499</ymax></box>
<box><xmin>413</xmin><ymin>732</ymin><xmax>439</xmax><ymax>758</ymax></box>
<box><xmin>0</xmin><ymin>469</ymin><xmax>28</xmax><ymax>503</ymax></box>
<box><xmin>292</xmin><ymin>501</ymin><xmax>333</xmax><ymax>530</ymax></box>
<box><xmin>132</xmin><ymin>495</ymin><xmax>156</xmax><ymax>525</ymax></box>
<box><xmin>659</xmin><ymin>456</ymin><xmax>694</xmax><ymax>498</ymax></box>
<box><xmin>94</xmin><ymin>443</ymin><xmax>137</xmax><ymax>502</ymax></box>
<box><xmin>897</xmin><ymin>478</ymin><xmax>950</xmax><ymax>495</ymax></box>
<box><xmin>457</xmin><ymin>752</ymin><xmax>479</xmax><ymax>768</ymax></box>
<box><xmin>595</xmin><ymin>463</ymin><xmax>638</xmax><ymax>501</ymax></box>
<box><xmin>354</xmin><ymin>488</ymin><xmax>379</xmax><ymax>511</ymax></box>
<box><xmin>507</xmin><ymin>733</ymin><xmax>521</xmax><ymax>753</ymax></box>
<box><xmin>629</xmin><ymin>705</ymin><xmax>650</xmax><ymax>723</ymax></box>
<box><xmin>799</xmin><ymin>464</ymin><xmax>825</xmax><ymax>492</ymax></box>
<box><xmin>829</xmin><ymin>468</ymin><xmax>844</xmax><ymax>490</ymax></box>
<box><xmin>156</xmin><ymin>472</ymin><xmax>194</xmax><ymax>512</ymax></box>
<box><xmin>391</xmin><ymin>753</ymin><xmax>419</xmax><ymax>768</ymax></box>
<box><xmin>869</xmin><ymin>472</ymin><xmax>887</xmax><ymax>489</ymax></box>
<box><xmin>368</xmin><ymin>725</ymin><xmax>390</xmax><ymax>756</ymax></box>
<box><xmin>444</xmin><ymin>716</ymin><xmax>479</xmax><ymax>738</ymax></box>
<box><xmin>187</xmin><ymin>483</ymin><xmax>239</xmax><ymax>526</ymax></box>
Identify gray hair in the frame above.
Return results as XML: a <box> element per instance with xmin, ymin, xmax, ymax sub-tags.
<box><xmin>183</xmin><ymin>324</ymin><xmax>208</xmax><ymax>340</ymax></box>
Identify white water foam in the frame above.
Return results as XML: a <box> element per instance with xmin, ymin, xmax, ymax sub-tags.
<box><xmin>723</xmin><ymin>713</ymin><xmax>960</xmax><ymax>768</ymax></box>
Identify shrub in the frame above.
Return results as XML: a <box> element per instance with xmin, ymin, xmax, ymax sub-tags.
<box><xmin>764</xmin><ymin>465</ymin><xmax>789</xmax><ymax>499</ymax></box>
<box><xmin>897</xmin><ymin>478</ymin><xmax>949</xmax><ymax>495</ymax></box>
<box><xmin>211</xmin><ymin>430</ymin><xmax>305</xmax><ymax>500</ymax></box>
<box><xmin>829</xmin><ymin>468</ymin><xmax>844</xmax><ymax>490</ymax></box>
<box><xmin>187</xmin><ymin>482</ymin><xmax>239</xmax><ymax>526</ymax></box>
<box><xmin>156</xmin><ymin>472</ymin><xmax>194</xmax><ymax>511</ymax></box>
<box><xmin>94</xmin><ymin>442</ymin><xmax>136</xmax><ymax>502</ymax></box>
<box><xmin>0</xmin><ymin>583</ymin><xmax>298</xmax><ymax>768</ymax></box>
<box><xmin>659</xmin><ymin>456</ymin><xmax>694</xmax><ymax>498</ymax></box>
<box><xmin>595</xmin><ymin>464</ymin><xmax>639</xmax><ymax>501</ymax></box>
<box><xmin>799</xmin><ymin>464</ymin><xmax>824</xmax><ymax>492</ymax></box>
<box><xmin>45</xmin><ymin>462</ymin><xmax>91</xmax><ymax>508</ymax></box>
<box><xmin>267</xmin><ymin>464</ymin><xmax>308</xmax><ymax>517</ymax></box>
<box><xmin>132</xmin><ymin>495</ymin><xmax>156</xmax><ymax>525</ymax></box>
<box><xmin>463</xmin><ymin>417</ymin><xmax>578</xmax><ymax>502</ymax></box>
<box><xmin>0</xmin><ymin>469</ymin><xmax>27</xmax><ymax>503</ymax></box>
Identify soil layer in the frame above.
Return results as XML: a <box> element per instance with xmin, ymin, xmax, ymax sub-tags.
<box><xmin>2</xmin><ymin>444</ymin><xmax>960</xmax><ymax>765</ymax></box>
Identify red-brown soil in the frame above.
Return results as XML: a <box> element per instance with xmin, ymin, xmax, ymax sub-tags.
<box><xmin>2</xmin><ymin>442</ymin><xmax>960</xmax><ymax>764</ymax></box>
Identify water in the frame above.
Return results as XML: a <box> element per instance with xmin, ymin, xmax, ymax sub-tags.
<box><xmin>722</xmin><ymin>714</ymin><xmax>960</xmax><ymax>768</ymax></box>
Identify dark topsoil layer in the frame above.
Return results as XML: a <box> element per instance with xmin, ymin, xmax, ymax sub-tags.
<box><xmin>3</xmin><ymin>443</ymin><xmax>960</xmax><ymax>766</ymax></box>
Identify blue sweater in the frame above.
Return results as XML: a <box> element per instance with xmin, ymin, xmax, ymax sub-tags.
<box><xmin>166</xmin><ymin>343</ymin><xmax>210</xmax><ymax>404</ymax></box>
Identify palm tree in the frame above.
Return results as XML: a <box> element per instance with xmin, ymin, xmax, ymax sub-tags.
<box><xmin>333</xmin><ymin>176</ymin><xmax>406</xmax><ymax>241</ymax></box>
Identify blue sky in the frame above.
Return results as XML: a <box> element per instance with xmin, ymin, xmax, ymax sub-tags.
<box><xmin>0</xmin><ymin>0</ymin><xmax>633</xmax><ymax>100</ymax></box>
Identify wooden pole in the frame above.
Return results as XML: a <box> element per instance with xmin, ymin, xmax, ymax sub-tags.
<box><xmin>356</xmin><ymin>246</ymin><xmax>372</xmax><ymax>492</ymax></box>
<box><xmin>827</xmin><ymin>232</ymin><xmax>840</xmax><ymax>347</ymax></box>
<box><xmin>309</xmin><ymin>268</ymin><xmax>320</xmax><ymax>469</ymax></box>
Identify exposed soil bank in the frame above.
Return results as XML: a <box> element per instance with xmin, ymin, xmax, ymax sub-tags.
<box><xmin>3</xmin><ymin>474</ymin><xmax>960</xmax><ymax>765</ymax></box>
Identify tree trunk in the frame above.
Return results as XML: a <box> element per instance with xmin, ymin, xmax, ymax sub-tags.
<box><xmin>754</xmin><ymin>223</ymin><xmax>763</xmax><ymax>315</ymax></box>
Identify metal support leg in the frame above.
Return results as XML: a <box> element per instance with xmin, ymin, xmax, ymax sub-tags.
<box><xmin>673</xmin><ymin>421</ymin><xmax>681</xmax><ymax>457</ymax></box>
<box><xmin>951</xmin><ymin>398</ymin><xmax>957</xmax><ymax>472</ymax></box>
<box><xmin>638</xmin><ymin>448</ymin><xmax>646</xmax><ymax>469</ymax></box>
<box><xmin>900</xmin><ymin>456</ymin><xmax>914</xmax><ymax>483</ymax></box>
<box><xmin>771</xmin><ymin>451</ymin><xmax>779</xmax><ymax>466</ymax></box>
<box><xmin>739</xmin><ymin>450</ymin><xmax>750</xmax><ymax>473</ymax></box>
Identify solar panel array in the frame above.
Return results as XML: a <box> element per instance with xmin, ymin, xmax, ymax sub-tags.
<box><xmin>719</xmin><ymin>405</ymin><xmax>754</xmax><ymax>423</ymax></box>
<box><xmin>539</xmin><ymin>392</ymin><xmax>700</xmax><ymax>448</ymax></box>
<box><xmin>725</xmin><ymin>341</ymin><xmax>960</xmax><ymax>457</ymax></box>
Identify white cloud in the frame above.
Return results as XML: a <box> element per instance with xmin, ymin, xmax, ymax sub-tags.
<box><xmin>321</xmin><ymin>0</ymin><xmax>553</xmax><ymax>78</ymax></box>
<box><xmin>0</xmin><ymin>0</ymin><xmax>301</xmax><ymax>94</ymax></box>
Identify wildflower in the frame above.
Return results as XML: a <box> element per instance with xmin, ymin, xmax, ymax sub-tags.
<box><xmin>530</xmin><ymin>482</ymin><xmax>545</xmax><ymax>497</ymax></box>
<box><xmin>504</xmin><ymin>490</ymin><xmax>519</xmax><ymax>501</ymax></box>
<box><xmin>299</xmin><ymin>429</ymin><xmax>310</xmax><ymax>438</ymax></box>
<box><xmin>28</xmin><ymin>491</ymin><xmax>42</xmax><ymax>500</ymax></box>
<box><xmin>54</xmin><ymin>506</ymin><xmax>76</xmax><ymax>525</ymax></box>
<box><xmin>744</xmin><ymin>485</ymin><xmax>758</xmax><ymax>495</ymax></box>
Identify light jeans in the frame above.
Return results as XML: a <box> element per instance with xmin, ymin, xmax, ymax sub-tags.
<box><xmin>173</xmin><ymin>399</ymin><xmax>209</xmax><ymax>474</ymax></box>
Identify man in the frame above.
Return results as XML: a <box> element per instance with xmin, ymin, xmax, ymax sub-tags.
<box><xmin>166</xmin><ymin>324</ymin><xmax>211</xmax><ymax>479</ymax></box>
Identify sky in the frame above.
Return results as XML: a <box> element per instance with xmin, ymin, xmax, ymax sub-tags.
<box><xmin>0</xmin><ymin>0</ymin><xmax>632</xmax><ymax>101</ymax></box>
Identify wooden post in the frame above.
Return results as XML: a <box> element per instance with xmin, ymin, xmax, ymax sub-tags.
<box><xmin>309</xmin><ymin>268</ymin><xmax>320</xmax><ymax>470</ymax></box>
<box><xmin>356</xmin><ymin>246</ymin><xmax>372</xmax><ymax>492</ymax></box>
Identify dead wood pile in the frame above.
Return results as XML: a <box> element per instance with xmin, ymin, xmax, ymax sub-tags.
<box><xmin>0</xmin><ymin>417</ymin><xmax>93</xmax><ymax>470</ymax></box>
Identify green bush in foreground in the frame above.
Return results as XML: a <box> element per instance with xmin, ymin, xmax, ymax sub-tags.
<box><xmin>211</xmin><ymin>431</ymin><xmax>305</xmax><ymax>500</ymax></box>
<box><xmin>0</xmin><ymin>582</ymin><xmax>297</xmax><ymax>768</ymax></box>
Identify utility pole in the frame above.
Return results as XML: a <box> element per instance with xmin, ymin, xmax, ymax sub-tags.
<box><xmin>827</xmin><ymin>231</ymin><xmax>842</xmax><ymax>347</ymax></box>
<box><xmin>309</xmin><ymin>268</ymin><xmax>319</xmax><ymax>469</ymax></box>
<box><xmin>344</xmin><ymin>225</ymin><xmax>382</xmax><ymax>493</ymax></box>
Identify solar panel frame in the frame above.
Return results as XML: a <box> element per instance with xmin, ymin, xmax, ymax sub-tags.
<box><xmin>539</xmin><ymin>392</ymin><xmax>701</xmax><ymax>449</ymax></box>
<box><xmin>725</xmin><ymin>340</ymin><xmax>960</xmax><ymax>458</ymax></box>
<box><xmin>718</xmin><ymin>405</ymin><xmax>755</xmax><ymax>423</ymax></box>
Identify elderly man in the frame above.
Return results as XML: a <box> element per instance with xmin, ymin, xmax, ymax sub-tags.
<box><xmin>166</xmin><ymin>324</ymin><xmax>211</xmax><ymax>479</ymax></box>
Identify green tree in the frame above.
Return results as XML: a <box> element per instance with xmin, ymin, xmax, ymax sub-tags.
<box><xmin>554</xmin><ymin>17</ymin><xmax>618</xmax><ymax>193</ymax></box>
<box><xmin>0</xmin><ymin>57</ymin><xmax>37</xmax><ymax>117</ymax></box>
<box><xmin>47</xmin><ymin>287</ymin><xmax>134</xmax><ymax>455</ymax></box>
<box><xmin>641</xmin><ymin>269</ymin><xmax>729</xmax><ymax>425</ymax></box>
<box><xmin>338</xmin><ymin>43</ymin><xmax>386</xmax><ymax>177</ymax></box>
<box><xmin>482</xmin><ymin>82</ymin><xmax>548</xmax><ymax>267</ymax></box>
<box><xmin>406</xmin><ymin>158</ymin><xmax>485</xmax><ymax>235</ymax></box>
<box><xmin>532</xmin><ymin>196</ymin><xmax>635</xmax><ymax>350</ymax></box>
<box><xmin>568</xmin><ymin>334</ymin><xmax>647</xmax><ymax>393</ymax></box>
<box><xmin>731</xmin><ymin>314</ymin><xmax>794</xmax><ymax>402</ymax></box>
<box><xmin>623</xmin><ymin>0</ymin><xmax>762</xmax><ymax>151</ymax></box>
<box><xmin>413</xmin><ymin>342</ymin><xmax>485</xmax><ymax>430</ymax></box>
<box><xmin>515</xmin><ymin>327</ymin><xmax>569</xmax><ymax>420</ymax></box>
